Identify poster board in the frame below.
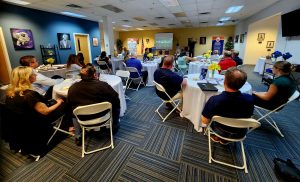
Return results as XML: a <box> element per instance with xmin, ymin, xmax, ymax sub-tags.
<box><xmin>127</xmin><ymin>38</ymin><xmax>138</xmax><ymax>54</ymax></box>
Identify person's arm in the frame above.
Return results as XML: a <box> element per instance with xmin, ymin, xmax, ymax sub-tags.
<box><xmin>34</xmin><ymin>98</ymin><xmax>64</xmax><ymax>115</ymax></box>
<box><xmin>201</xmin><ymin>115</ymin><xmax>210</xmax><ymax>125</ymax></box>
<box><xmin>35</xmin><ymin>72</ymin><xmax>57</xmax><ymax>86</ymax></box>
<box><xmin>253</xmin><ymin>84</ymin><xmax>278</xmax><ymax>101</ymax></box>
<box><xmin>181</xmin><ymin>78</ymin><xmax>187</xmax><ymax>89</ymax></box>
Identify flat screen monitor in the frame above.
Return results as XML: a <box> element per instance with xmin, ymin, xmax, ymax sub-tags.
<box><xmin>281</xmin><ymin>9</ymin><xmax>300</xmax><ymax>37</ymax></box>
<box><xmin>155</xmin><ymin>33</ymin><xmax>173</xmax><ymax>50</ymax></box>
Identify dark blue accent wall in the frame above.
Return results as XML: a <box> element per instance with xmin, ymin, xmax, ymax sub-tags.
<box><xmin>0</xmin><ymin>3</ymin><xmax>101</xmax><ymax>68</ymax></box>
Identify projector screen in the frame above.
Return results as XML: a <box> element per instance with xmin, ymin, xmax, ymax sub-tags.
<box><xmin>155</xmin><ymin>33</ymin><xmax>173</xmax><ymax>50</ymax></box>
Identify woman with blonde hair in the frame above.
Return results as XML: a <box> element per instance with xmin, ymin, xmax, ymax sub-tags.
<box><xmin>5</xmin><ymin>66</ymin><xmax>67</xmax><ymax>155</ymax></box>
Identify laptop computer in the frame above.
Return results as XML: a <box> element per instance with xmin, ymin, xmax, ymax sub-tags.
<box><xmin>197</xmin><ymin>83</ymin><xmax>218</xmax><ymax>92</ymax></box>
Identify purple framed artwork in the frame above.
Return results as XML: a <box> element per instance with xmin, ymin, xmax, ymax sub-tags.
<box><xmin>10</xmin><ymin>28</ymin><xmax>34</xmax><ymax>50</ymax></box>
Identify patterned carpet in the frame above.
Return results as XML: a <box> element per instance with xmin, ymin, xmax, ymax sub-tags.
<box><xmin>1</xmin><ymin>65</ymin><xmax>300</xmax><ymax>181</ymax></box>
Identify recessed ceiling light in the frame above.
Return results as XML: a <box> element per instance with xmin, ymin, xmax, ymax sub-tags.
<box><xmin>225</xmin><ymin>6</ymin><xmax>243</xmax><ymax>13</ymax></box>
<box><xmin>3</xmin><ymin>0</ymin><xmax>30</xmax><ymax>5</ymax></box>
<box><xmin>112</xmin><ymin>22</ymin><xmax>116</xmax><ymax>23</ymax></box>
<box><xmin>60</xmin><ymin>12</ymin><xmax>86</xmax><ymax>18</ymax></box>
<box><xmin>136</xmin><ymin>28</ymin><xmax>144</xmax><ymax>30</ymax></box>
<box><xmin>219</xmin><ymin>17</ymin><xmax>231</xmax><ymax>21</ymax></box>
<box><xmin>159</xmin><ymin>0</ymin><xmax>179</xmax><ymax>6</ymax></box>
<box><xmin>216</xmin><ymin>23</ymin><xmax>224</xmax><ymax>26</ymax></box>
<box><xmin>122</xmin><ymin>25</ymin><xmax>132</xmax><ymax>27</ymax></box>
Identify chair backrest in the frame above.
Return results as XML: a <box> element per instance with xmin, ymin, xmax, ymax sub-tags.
<box><xmin>97</xmin><ymin>60</ymin><xmax>109</xmax><ymax>70</ymax></box>
<box><xmin>210</xmin><ymin>116</ymin><xmax>261</xmax><ymax>132</ymax></box>
<box><xmin>122</xmin><ymin>62</ymin><xmax>127</xmax><ymax>70</ymax></box>
<box><xmin>288</xmin><ymin>90</ymin><xmax>300</xmax><ymax>102</ymax></box>
<box><xmin>177</xmin><ymin>57</ymin><xmax>186</xmax><ymax>65</ymax></box>
<box><xmin>153</xmin><ymin>81</ymin><xmax>173</xmax><ymax>101</ymax></box>
<box><xmin>73</xmin><ymin>102</ymin><xmax>112</xmax><ymax>126</ymax></box>
<box><xmin>127</xmin><ymin>67</ymin><xmax>141</xmax><ymax>77</ymax></box>
<box><xmin>116</xmin><ymin>70</ymin><xmax>130</xmax><ymax>88</ymax></box>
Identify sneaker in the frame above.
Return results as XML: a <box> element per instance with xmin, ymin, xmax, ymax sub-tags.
<box><xmin>75</xmin><ymin>137</ymin><xmax>82</xmax><ymax>146</ymax></box>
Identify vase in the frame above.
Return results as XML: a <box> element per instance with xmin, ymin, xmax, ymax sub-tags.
<box><xmin>211</xmin><ymin>70</ymin><xmax>215</xmax><ymax>79</ymax></box>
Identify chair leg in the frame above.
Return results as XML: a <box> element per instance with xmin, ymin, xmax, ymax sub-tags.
<box><xmin>110</xmin><ymin>120</ymin><xmax>114</xmax><ymax>149</ymax></box>
<box><xmin>208</xmin><ymin>130</ymin><xmax>212</xmax><ymax>163</ymax></box>
<box><xmin>81</xmin><ymin>127</ymin><xmax>85</xmax><ymax>158</ymax></box>
<box><xmin>240</xmin><ymin>141</ymin><xmax>248</xmax><ymax>173</ymax></box>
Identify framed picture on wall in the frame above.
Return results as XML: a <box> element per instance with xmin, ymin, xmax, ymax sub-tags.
<box><xmin>266</xmin><ymin>41</ymin><xmax>275</xmax><ymax>48</ymax></box>
<box><xmin>92</xmin><ymin>37</ymin><xmax>98</xmax><ymax>47</ymax></box>
<box><xmin>199</xmin><ymin>37</ymin><xmax>206</xmax><ymax>44</ymax></box>
<box><xmin>235</xmin><ymin>35</ymin><xmax>239</xmax><ymax>43</ymax></box>
<box><xmin>10</xmin><ymin>28</ymin><xmax>35</xmax><ymax>50</ymax></box>
<box><xmin>57</xmin><ymin>33</ymin><xmax>71</xmax><ymax>49</ymax></box>
<box><xmin>240</xmin><ymin>34</ymin><xmax>244</xmax><ymax>43</ymax></box>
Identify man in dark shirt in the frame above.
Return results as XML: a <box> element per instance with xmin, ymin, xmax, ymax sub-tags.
<box><xmin>68</xmin><ymin>65</ymin><xmax>120</xmax><ymax>144</ymax></box>
<box><xmin>154</xmin><ymin>55</ymin><xmax>187</xmax><ymax>109</ymax></box>
<box><xmin>201</xmin><ymin>67</ymin><xmax>254</xmax><ymax>142</ymax></box>
<box><xmin>188</xmin><ymin>38</ymin><xmax>197</xmax><ymax>57</ymax></box>
<box><xmin>126</xmin><ymin>52</ymin><xmax>148</xmax><ymax>84</ymax></box>
<box><xmin>232</xmin><ymin>50</ymin><xmax>243</xmax><ymax>65</ymax></box>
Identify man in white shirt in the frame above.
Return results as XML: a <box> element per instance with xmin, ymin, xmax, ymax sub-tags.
<box><xmin>19</xmin><ymin>55</ymin><xmax>64</xmax><ymax>98</ymax></box>
<box><xmin>59</xmin><ymin>34</ymin><xmax>71</xmax><ymax>49</ymax></box>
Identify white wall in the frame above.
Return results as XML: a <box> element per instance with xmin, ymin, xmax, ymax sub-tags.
<box><xmin>235</xmin><ymin>0</ymin><xmax>300</xmax><ymax>64</ymax></box>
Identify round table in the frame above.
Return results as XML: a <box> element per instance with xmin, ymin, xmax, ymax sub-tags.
<box><xmin>181</xmin><ymin>73</ymin><xmax>252</xmax><ymax>132</ymax></box>
<box><xmin>111</xmin><ymin>58</ymin><xmax>123</xmax><ymax>74</ymax></box>
<box><xmin>188</xmin><ymin>61</ymin><xmax>210</xmax><ymax>74</ymax></box>
<box><xmin>142</xmin><ymin>61</ymin><xmax>158</xmax><ymax>86</ymax></box>
<box><xmin>53</xmin><ymin>74</ymin><xmax>127</xmax><ymax>116</ymax></box>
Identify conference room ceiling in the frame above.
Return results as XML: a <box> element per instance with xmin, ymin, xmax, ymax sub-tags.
<box><xmin>6</xmin><ymin>0</ymin><xmax>280</xmax><ymax>31</ymax></box>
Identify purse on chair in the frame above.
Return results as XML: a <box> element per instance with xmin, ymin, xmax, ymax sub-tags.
<box><xmin>273</xmin><ymin>158</ymin><xmax>300</xmax><ymax>181</ymax></box>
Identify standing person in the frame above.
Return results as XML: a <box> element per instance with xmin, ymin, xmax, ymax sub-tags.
<box><xmin>201</xmin><ymin>67</ymin><xmax>254</xmax><ymax>143</ymax></box>
<box><xmin>126</xmin><ymin>52</ymin><xmax>148</xmax><ymax>84</ymax></box>
<box><xmin>188</xmin><ymin>38</ymin><xmax>197</xmax><ymax>57</ymax></box>
<box><xmin>59</xmin><ymin>34</ymin><xmax>71</xmax><ymax>49</ymax></box>
<box><xmin>19</xmin><ymin>55</ymin><xmax>64</xmax><ymax>99</ymax></box>
<box><xmin>154</xmin><ymin>55</ymin><xmax>187</xmax><ymax>109</ymax></box>
<box><xmin>252</xmin><ymin>61</ymin><xmax>296</xmax><ymax>110</ymax></box>
<box><xmin>68</xmin><ymin>65</ymin><xmax>120</xmax><ymax>145</ymax></box>
<box><xmin>77</xmin><ymin>52</ymin><xmax>85</xmax><ymax>67</ymax></box>
<box><xmin>66</xmin><ymin>54</ymin><xmax>82</xmax><ymax>72</ymax></box>
<box><xmin>5</xmin><ymin>66</ymin><xmax>68</xmax><ymax>154</ymax></box>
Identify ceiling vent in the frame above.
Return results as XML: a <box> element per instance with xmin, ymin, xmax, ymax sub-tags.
<box><xmin>66</xmin><ymin>4</ymin><xmax>83</xmax><ymax>9</ymax></box>
<box><xmin>142</xmin><ymin>26</ymin><xmax>148</xmax><ymax>27</ymax></box>
<box><xmin>122</xmin><ymin>20</ymin><xmax>130</xmax><ymax>22</ymax></box>
<box><xmin>133</xmin><ymin>17</ymin><xmax>146</xmax><ymax>21</ymax></box>
<box><xmin>173</xmin><ymin>12</ymin><xmax>186</xmax><ymax>17</ymax></box>
<box><xmin>199</xmin><ymin>12</ymin><xmax>210</xmax><ymax>15</ymax></box>
<box><xmin>101</xmin><ymin>5</ymin><xmax>124</xmax><ymax>13</ymax></box>
<box><xmin>200</xmin><ymin>21</ymin><xmax>208</xmax><ymax>23</ymax></box>
<box><xmin>168</xmin><ymin>23</ymin><xmax>176</xmax><ymax>25</ymax></box>
<box><xmin>149</xmin><ymin>23</ymin><xmax>158</xmax><ymax>26</ymax></box>
<box><xmin>155</xmin><ymin>16</ymin><xmax>166</xmax><ymax>19</ymax></box>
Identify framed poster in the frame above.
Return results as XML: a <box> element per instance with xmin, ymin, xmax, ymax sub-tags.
<box><xmin>257</xmin><ymin>33</ymin><xmax>265</xmax><ymax>43</ymax></box>
<box><xmin>235</xmin><ymin>35</ymin><xmax>239</xmax><ymax>43</ymax></box>
<box><xmin>57</xmin><ymin>33</ymin><xmax>71</xmax><ymax>49</ymax></box>
<box><xmin>266</xmin><ymin>41</ymin><xmax>275</xmax><ymax>48</ymax></box>
<box><xmin>211</xmin><ymin>36</ymin><xmax>224</xmax><ymax>55</ymax></box>
<box><xmin>199</xmin><ymin>37</ymin><xmax>206</xmax><ymax>44</ymax></box>
<box><xmin>92</xmin><ymin>37</ymin><xmax>98</xmax><ymax>47</ymax></box>
<box><xmin>240</xmin><ymin>34</ymin><xmax>244</xmax><ymax>43</ymax></box>
<box><xmin>10</xmin><ymin>28</ymin><xmax>34</xmax><ymax>50</ymax></box>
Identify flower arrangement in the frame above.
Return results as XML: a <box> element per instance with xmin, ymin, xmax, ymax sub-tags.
<box><xmin>208</xmin><ymin>63</ymin><xmax>221</xmax><ymax>71</ymax></box>
<box><xmin>203</xmin><ymin>50</ymin><xmax>212</xmax><ymax>60</ymax></box>
<box><xmin>282</xmin><ymin>52</ymin><xmax>292</xmax><ymax>60</ymax></box>
<box><xmin>46</xmin><ymin>58</ymin><xmax>55</xmax><ymax>65</ymax></box>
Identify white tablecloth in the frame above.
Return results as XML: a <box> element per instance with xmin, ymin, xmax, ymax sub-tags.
<box><xmin>253</xmin><ymin>58</ymin><xmax>266</xmax><ymax>75</ymax></box>
<box><xmin>37</xmin><ymin>64</ymin><xmax>67</xmax><ymax>78</ymax></box>
<box><xmin>181</xmin><ymin>73</ymin><xmax>252</xmax><ymax>132</ymax></box>
<box><xmin>142</xmin><ymin>62</ymin><xmax>158</xmax><ymax>86</ymax></box>
<box><xmin>111</xmin><ymin>58</ymin><xmax>123</xmax><ymax>74</ymax></box>
<box><xmin>53</xmin><ymin>74</ymin><xmax>127</xmax><ymax>117</ymax></box>
<box><xmin>188</xmin><ymin>61</ymin><xmax>210</xmax><ymax>74</ymax></box>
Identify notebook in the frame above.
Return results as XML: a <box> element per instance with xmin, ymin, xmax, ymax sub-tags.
<box><xmin>197</xmin><ymin>83</ymin><xmax>218</xmax><ymax>92</ymax></box>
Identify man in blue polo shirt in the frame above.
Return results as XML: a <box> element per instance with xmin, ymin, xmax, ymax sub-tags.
<box><xmin>201</xmin><ymin>67</ymin><xmax>254</xmax><ymax>143</ymax></box>
<box><xmin>126</xmin><ymin>52</ymin><xmax>148</xmax><ymax>84</ymax></box>
<box><xmin>154</xmin><ymin>55</ymin><xmax>187</xmax><ymax>109</ymax></box>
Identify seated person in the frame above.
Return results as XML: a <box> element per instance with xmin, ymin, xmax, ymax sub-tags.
<box><xmin>157</xmin><ymin>50</ymin><xmax>164</xmax><ymax>58</ymax></box>
<box><xmin>67</xmin><ymin>65</ymin><xmax>120</xmax><ymax>145</ymax></box>
<box><xmin>143</xmin><ymin>48</ymin><xmax>149</xmax><ymax>61</ymax></box>
<box><xmin>77</xmin><ymin>52</ymin><xmax>85</xmax><ymax>67</ymax></box>
<box><xmin>210</xmin><ymin>50</ymin><xmax>220</xmax><ymax>62</ymax></box>
<box><xmin>232</xmin><ymin>50</ymin><xmax>243</xmax><ymax>65</ymax></box>
<box><xmin>5</xmin><ymin>66</ymin><xmax>67</xmax><ymax>154</ymax></box>
<box><xmin>66</xmin><ymin>54</ymin><xmax>82</xmax><ymax>72</ymax></box>
<box><xmin>19</xmin><ymin>55</ymin><xmax>64</xmax><ymax>99</ymax></box>
<box><xmin>218</xmin><ymin>51</ymin><xmax>236</xmax><ymax>71</ymax></box>
<box><xmin>252</xmin><ymin>61</ymin><xmax>296</xmax><ymax>110</ymax></box>
<box><xmin>201</xmin><ymin>67</ymin><xmax>254</xmax><ymax>143</ymax></box>
<box><xmin>98</xmin><ymin>51</ymin><xmax>112</xmax><ymax>70</ymax></box>
<box><xmin>126</xmin><ymin>52</ymin><xmax>148</xmax><ymax>84</ymax></box>
<box><xmin>147</xmin><ymin>48</ymin><xmax>154</xmax><ymax>60</ymax></box>
<box><xmin>154</xmin><ymin>55</ymin><xmax>187</xmax><ymax>109</ymax></box>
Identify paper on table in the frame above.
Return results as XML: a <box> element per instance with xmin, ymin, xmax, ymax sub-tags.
<box><xmin>198</xmin><ymin>79</ymin><xmax>207</xmax><ymax>83</ymax></box>
<box><xmin>207</xmin><ymin>80</ymin><xmax>218</xmax><ymax>84</ymax></box>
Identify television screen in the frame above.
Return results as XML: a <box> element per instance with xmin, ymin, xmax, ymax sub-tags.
<box><xmin>155</xmin><ymin>33</ymin><xmax>173</xmax><ymax>50</ymax></box>
<box><xmin>282</xmin><ymin>9</ymin><xmax>300</xmax><ymax>37</ymax></box>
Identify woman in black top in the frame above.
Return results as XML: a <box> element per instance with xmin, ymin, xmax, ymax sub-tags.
<box><xmin>99</xmin><ymin>51</ymin><xmax>112</xmax><ymax>70</ymax></box>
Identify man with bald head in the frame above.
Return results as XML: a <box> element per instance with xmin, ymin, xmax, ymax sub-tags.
<box><xmin>126</xmin><ymin>52</ymin><xmax>148</xmax><ymax>84</ymax></box>
<box><xmin>201</xmin><ymin>67</ymin><xmax>254</xmax><ymax>142</ymax></box>
<box><xmin>154</xmin><ymin>55</ymin><xmax>187</xmax><ymax>109</ymax></box>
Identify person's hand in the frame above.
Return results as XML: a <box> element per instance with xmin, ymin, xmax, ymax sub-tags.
<box><xmin>56</xmin><ymin>98</ymin><xmax>64</xmax><ymax>105</ymax></box>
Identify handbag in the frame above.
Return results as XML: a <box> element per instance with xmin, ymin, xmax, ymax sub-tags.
<box><xmin>273</xmin><ymin>158</ymin><xmax>300</xmax><ymax>181</ymax></box>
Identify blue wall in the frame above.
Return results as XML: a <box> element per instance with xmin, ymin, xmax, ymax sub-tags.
<box><xmin>0</xmin><ymin>3</ymin><xmax>101</xmax><ymax>68</ymax></box>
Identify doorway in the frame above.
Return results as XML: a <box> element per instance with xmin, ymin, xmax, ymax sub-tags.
<box><xmin>73</xmin><ymin>33</ymin><xmax>92</xmax><ymax>65</ymax></box>
<box><xmin>0</xmin><ymin>27</ymin><xmax>11</xmax><ymax>85</ymax></box>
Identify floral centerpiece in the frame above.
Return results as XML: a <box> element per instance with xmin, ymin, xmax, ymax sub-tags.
<box><xmin>46</xmin><ymin>58</ymin><xmax>55</xmax><ymax>66</ymax></box>
<box><xmin>203</xmin><ymin>50</ymin><xmax>212</xmax><ymax>62</ymax></box>
<box><xmin>208</xmin><ymin>62</ymin><xmax>221</xmax><ymax>78</ymax></box>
